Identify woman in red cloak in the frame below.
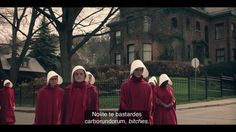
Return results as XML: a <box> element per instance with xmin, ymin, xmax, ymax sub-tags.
<box><xmin>155</xmin><ymin>74</ymin><xmax>177</xmax><ymax>125</ymax></box>
<box><xmin>85</xmin><ymin>71</ymin><xmax>95</xmax><ymax>85</ymax></box>
<box><xmin>34</xmin><ymin>71</ymin><xmax>64</xmax><ymax>125</ymax></box>
<box><xmin>0</xmin><ymin>80</ymin><xmax>15</xmax><ymax>125</ymax></box>
<box><xmin>148</xmin><ymin>76</ymin><xmax>158</xmax><ymax>125</ymax></box>
<box><xmin>61</xmin><ymin>65</ymin><xmax>99</xmax><ymax>125</ymax></box>
<box><xmin>119</xmin><ymin>60</ymin><xmax>153</xmax><ymax>125</ymax></box>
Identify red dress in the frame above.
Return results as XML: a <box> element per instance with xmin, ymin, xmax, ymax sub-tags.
<box><xmin>119</xmin><ymin>76</ymin><xmax>153</xmax><ymax>124</ymax></box>
<box><xmin>150</xmin><ymin>84</ymin><xmax>157</xmax><ymax>124</ymax></box>
<box><xmin>0</xmin><ymin>87</ymin><xmax>15</xmax><ymax>124</ymax></box>
<box><xmin>155</xmin><ymin>85</ymin><xmax>177</xmax><ymax>125</ymax></box>
<box><xmin>34</xmin><ymin>85</ymin><xmax>64</xmax><ymax>125</ymax></box>
<box><xmin>61</xmin><ymin>81</ymin><xmax>99</xmax><ymax>124</ymax></box>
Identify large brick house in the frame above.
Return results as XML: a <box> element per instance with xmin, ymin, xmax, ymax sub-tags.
<box><xmin>107</xmin><ymin>7</ymin><xmax>236</xmax><ymax>65</ymax></box>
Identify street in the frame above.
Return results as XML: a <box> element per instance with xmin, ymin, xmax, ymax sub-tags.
<box><xmin>14</xmin><ymin>103</ymin><xmax>236</xmax><ymax>125</ymax></box>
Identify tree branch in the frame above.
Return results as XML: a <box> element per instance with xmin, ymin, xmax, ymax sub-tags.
<box><xmin>71</xmin><ymin>8</ymin><xmax>82</xmax><ymax>24</ymax></box>
<box><xmin>72</xmin><ymin>7</ymin><xmax>105</xmax><ymax>30</ymax></box>
<box><xmin>17</xmin><ymin>7</ymin><xmax>27</xmax><ymax>22</ymax></box>
<box><xmin>35</xmin><ymin>7</ymin><xmax>61</xmax><ymax>30</ymax></box>
<box><xmin>70</xmin><ymin>7</ymin><xmax>118</xmax><ymax>57</ymax></box>
<box><xmin>0</xmin><ymin>13</ymin><xmax>28</xmax><ymax>37</ymax></box>
<box><xmin>32</xmin><ymin>14</ymin><xmax>62</xmax><ymax>35</ymax></box>
<box><xmin>73</xmin><ymin>31</ymin><xmax>110</xmax><ymax>38</ymax></box>
<box><xmin>18</xmin><ymin>8</ymin><xmax>38</xmax><ymax>63</ymax></box>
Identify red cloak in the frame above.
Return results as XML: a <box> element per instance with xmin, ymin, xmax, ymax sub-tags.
<box><xmin>150</xmin><ymin>84</ymin><xmax>157</xmax><ymax>124</ymax></box>
<box><xmin>154</xmin><ymin>85</ymin><xmax>177</xmax><ymax>125</ymax></box>
<box><xmin>61</xmin><ymin>81</ymin><xmax>99</xmax><ymax>124</ymax></box>
<box><xmin>34</xmin><ymin>85</ymin><xmax>64</xmax><ymax>125</ymax></box>
<box><xmin>119</xmin><ymin>76</ymin><xmax>153</xmax><ymax>124</ymax></box>
<box><xmin>0</xmin><ymin>87</ymin><xmax>15</xmax><ymax>124</ymax></box>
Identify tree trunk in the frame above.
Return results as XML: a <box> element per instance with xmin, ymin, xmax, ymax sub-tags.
<box><xmin>10</xmin><ymin>8</ymin><xmax>19</xmax><ymax>86</ymax></box>
<box><xmin>59</xmin><ymin>28</ymin><xmax>72</xmax><ymax>86</ymax></box>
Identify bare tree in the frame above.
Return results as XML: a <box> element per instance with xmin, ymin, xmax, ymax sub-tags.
<box><xmin>0</xmin><ymin>7</ymin><xmax>44</xmax><ymax>85</ymax></box>
<box><xmin>35</xmin><ymin>7</ymin><xmax>119</xmax><ymax>85</ymax></box>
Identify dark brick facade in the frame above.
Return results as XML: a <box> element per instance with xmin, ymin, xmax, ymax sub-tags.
<box><xmin>108</xmin><ymin>7</ymin><xmax>236</xmax><ymax>65</ymax></box>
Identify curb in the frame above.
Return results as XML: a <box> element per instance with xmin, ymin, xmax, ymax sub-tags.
<box><xmin>177</xmin><ymin>102</ymin><xmax>236</xmax><ymax>110</ymax></box>
<box><xmin>15</xmin><ymin>101</ymin><xmax>236</xmax><ymax>113</ymax></box>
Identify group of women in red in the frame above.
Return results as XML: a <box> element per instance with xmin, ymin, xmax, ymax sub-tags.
<box><xmin>0</xmin><ymin>60</ymin><xmax>177</xmax><ymax>125</ymax></box>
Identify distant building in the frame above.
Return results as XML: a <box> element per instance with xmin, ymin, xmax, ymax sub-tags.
<box><xmin>107</xmin><ymin>7</ymin><xmax>236</xmax><ymax>65</ymax></box>
<box><xmin>0</xmin><ymin>43</ymin><xmax>46</xmax><ymax>83</ymax></box>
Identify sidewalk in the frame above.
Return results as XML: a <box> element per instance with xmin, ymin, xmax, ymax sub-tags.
<box><xmin>15</xmin><ymin>97</ymin><xmax>236</xmax><ymax>113</ymax></box>
<box><xmin>177</xmin><ymin>97</ymin><xmax>236</xmax><ymax>110</ymax></box>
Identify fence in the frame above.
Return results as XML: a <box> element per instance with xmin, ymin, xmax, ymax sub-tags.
<box><xmin>15</xmin><ymin>75</ymin><xmax>236</xmax><ymax>108</ymax></box>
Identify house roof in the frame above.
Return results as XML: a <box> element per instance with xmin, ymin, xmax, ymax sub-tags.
<box><xmin>208</xmin><ymin>9</ymin><xmax>235</xmax><ymax>17</ymax></box>
<box><xmin>107</xmin><ymin>12</ymin><xmax>121</xmax><ymax>27</ymax></box>
<box><xmin>0</xmin><ymin>54</ymin><xmax>46</xmax><ymax>73</ymax></box>
<box><xmin>107</xmin><ymin>8</ymin><xmax>236</xmax><ymax>28</ymax></box>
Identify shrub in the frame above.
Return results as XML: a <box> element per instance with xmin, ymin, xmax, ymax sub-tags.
<box><xmin>15</xmin><ymin>77</ymin><xmax>46</xmax><ymax>99</ymax></box>
<box><xmin>144</xmin><ymin>60</ymin><xmax>196</xmax><ymax>77</ymax></box>
<box><xmin>88</xmin><ymin>61</ymin><xmax>200</xmax><ymax>81</ymax></box>
<box><xmin>206</xmin><ymin>61</ymin><xmax>236</xmax><ymax>76</ymax></box>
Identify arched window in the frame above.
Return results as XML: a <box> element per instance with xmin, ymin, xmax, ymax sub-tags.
<box><xmin>127</xmin><ymin>44</ymin><xmax>135</xmax><ymax>64</ymax></box>
<box><xmin>115</xmin><ymin>31</ymin><xmax>121</xmax><ymax>44</ymax></box>
<box><xmin>143</xmin><ymin>44</ymin><xmax>152</xmax><ymax>61</ymax></box>
<box><xmin>196</xmin><ymin>21</ymin><xmax>200</xmax><ymax>31</ymax></box>
<box><xmin>171</xmin><ymin>17</ymin><xmax>178</xmax><ymax>28</ymax></box>
<box><xmin>186</xmin><ymin>18</ymin><xmax>190</xmax><ymax>28</ymax></box>
<box><xmin>115</xmin><ymin>53</ymin><xmax>121</xmax><ymax>65</ymax></box>
<box><xmin>127</xmin><ymin>16</ymin><xmax>135</xmax><ymax>34</ymax></box>
<box><xmin>143</xmin><ymin>16</ymin><xmax>151</xmax><ymax>32</ymax></box>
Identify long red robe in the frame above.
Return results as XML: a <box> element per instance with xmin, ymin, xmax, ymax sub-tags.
<box><xmin>150</xmin><ymin>84</ymin><xmax>157</xmax><ymax>125</ymax></box>
<box><xmin>0</xmin><ymin>87</ymin><xmax>15</xmax><ymax>124</ymax></box>
<box><xmin>119</xmin><ymin>76</ymin><xmax>153</xmax><ymax>124</ymax></box>
<box><xmin>34</xmin><ymin>85</ymin><xmax>64</xmax><ymax>125</ymax></box>
<box><xmin>155</xmin><ymin>85</ymin><xmax>177</xmax><ymax>125</ymax></box>
<box><xmin>61</xmin><ymin>81</ymin><xmax>99</xmax><ymax>124</ymax></box>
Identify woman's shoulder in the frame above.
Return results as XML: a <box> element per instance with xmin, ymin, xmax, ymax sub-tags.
<box><xmin>86</xmin><ymin>83</ymin><xmax>97</xmax><ymax>90</ymax></box>
<box><xmin>56</xmin><ymin>86</ymin><xmax>65</xmax><ymax>93</ymax></box>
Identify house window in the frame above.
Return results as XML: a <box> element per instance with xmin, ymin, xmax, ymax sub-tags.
<box><xmin>233</xmin><ymin>49</ymin><xmax>236</xmax><ymax>61</ymax></box>
<box><xmin>196</xmin><ymin>21</ymin><xmax>200</xmax><ymax>31</ymax></box>
<box><xmin>186</xmin><ymin>18</ymin><xmax>190</xmax><ymax>29</ymax></box>
<box><xmin>127</xmin><ymin>16</ymin><xmax>135</xmax><ymax>34</ymax></box>
<box><xmin>143</xmin><ymin>16</ymin><xmax>151</xmax><ymax>32</ymax></box>
<box><xmin>143</xmin><ymin>44</ymin><xmax>152</xmax><ymax>61</ymax></box>
<box><xmin>215</xmin><ymin>23</ymin><xmax>224</xmax><ymax>40</ymax></box>
<box><xmin>127</xmin><ymin>44</ymin><xmax>135</xmax><ymax>64</ymax></box>
<box><xmin>205</xmin><ymin>25</ymin><xmax>209</xmax><ymax>43</ymax></box>
<box><xmin>115</xmin><ymin>31</ymin><xmax>121</xmax><ymax>44</ymax></box>
<box><xmin>231</xmin><ymin>23</ymin><xmax>236</xmax><ymax>39</ymax></box>
<box><xmin>216</xmin><ymin>48</ymin><xmax>225</xmax><ymax>63</ymax></box>
<box><xmin>187</xmin><ymin>45</ymin><xmax>191</xmax><ymax>60</ymax></box>
<box><xmin>21</xmin><ymin>60</ymin><xmax>29</xmax><ymax>68</ymax></box>
<box><xmin>115</xmin><ymin>53</ymin><xmax>121</xmax><ymax>65</ymax></box>
<box><xmin>171</xmin><ymin>17</ymin><xmax>178</xmax><ymax>29</ymax></box>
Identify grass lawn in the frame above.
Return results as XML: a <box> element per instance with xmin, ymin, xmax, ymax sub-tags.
<box><xmin>98</xmin><ymin>77</ymin><xmax>236</xmax><ymax>108</ymax></box>
<box><xmin>16</xmin><ymin>77</ymin><xmax>236</xmax><ymax>108</ymax></box>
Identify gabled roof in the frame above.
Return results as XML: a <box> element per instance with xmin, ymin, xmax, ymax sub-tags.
<box><xmin>0</xmin><ymin>54</ymin><xmax>46</xmax><ymax>73</ymax></box>
<box><xmin>107</xmin><ymin>8</ymin><xmax>236</xmax><ymax>28</ymax></box>
<box><xmin>107</xmin><ymin>12</ymin><xmax>121</xmax><ymax>27</ymax></box>
<box><xmin>208</xmin><ymin>9</ymin><xmax>235</xmax><ymax>17</ymax></box>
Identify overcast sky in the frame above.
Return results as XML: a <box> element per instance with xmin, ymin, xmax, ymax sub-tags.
<box><xmin>0</xmin><ymin>7</ymin><xmax>117</xmax><ymax>43</ymax></box>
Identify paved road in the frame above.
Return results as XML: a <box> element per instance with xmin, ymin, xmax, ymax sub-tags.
<box><xmin>177</xmin><ymin>103</ymin><xmax>236</xmax><ymax>124</ymax></box>
<box><xmin>15</xmin><ymin>111</ymin><xmax>35</xmax><ymax>125</ymax></box>
<box><xmin>15</xmin><ymin>103</ymin><xmax>236</xmax><ymax>125</ymax></box>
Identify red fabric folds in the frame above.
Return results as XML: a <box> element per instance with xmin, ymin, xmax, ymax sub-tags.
<box><xmin>61</xmin><ymin>81</ymin><xmax>99</xmax><ymax>124</ymax></box>
<box><xmin>34</xmin><ymin>85</ymin><xmax>64</xmax><ymax>125</ymax></box>
<box><xmin>154</xmin><ymin>85</ymin><xmax>177</xmax><ymax>125</ymax></box>
<box><xmin>0</xmin><ymin>87</ymin><xmax>15</xmax><ymax>124</ymax></box>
